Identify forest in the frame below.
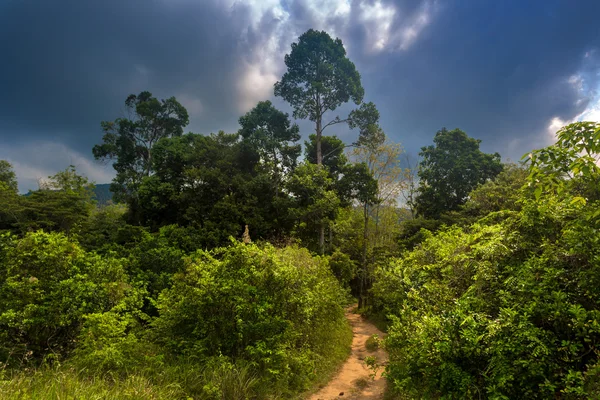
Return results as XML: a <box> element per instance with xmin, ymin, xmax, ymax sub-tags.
<box><xmin>1</xmin><ymin>29</ymin><xmax>600</xmax><ymax>399</ymax></box>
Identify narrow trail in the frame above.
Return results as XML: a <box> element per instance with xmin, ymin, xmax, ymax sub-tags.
<box><xmin>309</xmin><ymin>306</ymin><xmax>388</xmax><ymax>400</ymax></box>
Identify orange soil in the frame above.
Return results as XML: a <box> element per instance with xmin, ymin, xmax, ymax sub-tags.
<box><xmin>309</xmin><ymin>307</ymin><xmax>388</xmax><ymax>400</ymax></box>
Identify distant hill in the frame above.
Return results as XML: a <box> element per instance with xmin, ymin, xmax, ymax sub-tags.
<box><xmin>92</xmin><ymin>183</ymin><xmax>113</xmax><ymax>206</ymax></box>
<box><xmin>23</xmin><ymin>183</ymin><xmax>114</xmax><ymax>207</ymax></box>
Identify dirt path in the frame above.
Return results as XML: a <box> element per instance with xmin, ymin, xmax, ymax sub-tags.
<box><xmin>309</xmin><ymin>307</ymin><xmax>388</xmax><ymax>400</ymax></box>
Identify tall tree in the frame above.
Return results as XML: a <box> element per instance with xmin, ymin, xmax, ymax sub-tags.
<box><xmin>415</xmin><ymin>128</ymin><xmax>503</xmax><ymax>218</ymax></box>
<box><xmin>20</xmin><ymin>166</ymin><xmax>95</xmax><ymax>235</ymax></box>
<box><xmin>399</xmin><ymin>153</ymin><xmax>420</xmax><ymax>218</ymax></box>
<box><xmin>305</xmin><ymin>134</ymin><xmax>378</xmax><ymax>254</ymax></box>
<box><xmin>39</xmin><ymin>165</ymin><xmax>94</xmax><ymax>196</ymax></box>
<box><xmin>0</xmin><ymin>160</ymin><xmax>20</xmax><ymax>230</ymax></box>
<box><xmin>92</xmin><ymin>91</ymin><xmax>189</xmax><ymax>213</ymax></box>
<box><xmin>350</xmin><ymin>130</ymin><xmax>405</xmax><ymax>307</ymax></box>
<box><xmin>348</xmin><ymin>102</ymin><xmax>383</xmax><ymax>147</ymax></box>
<box><xmin>274</xmin><ymin>29</ymin><xmax>364</xmax><ymax>166</ymax></box>
<box><xmin>0</xmin><ymin>160</ymin><xmax>18</xmax><ymax>193</ymax></box>
<box><xmin>286</xmin><ymin>162</ymin><xmax>341</xmax><ymax>253</ymax></box>
<box><xmin>135</xmin><ymin>130</ymin><xmax>297</xmax><ymax>246</ymax></box>
<box><xmin>304</xmin><ymin>133</ymin><xmax>350</xmax><ymax>252</ymax></box>
<box><xmin>305</xmin><ymin>134</ymin><xmax>349</xmax><ymax>179</ymax></box>
<box><xmin>238</xmin><ymin>100</ymin><xmax>301</xmax><ymax>183</ymax></box>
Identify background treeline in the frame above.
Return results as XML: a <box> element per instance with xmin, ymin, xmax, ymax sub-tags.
<box><xmin>0</xmin><ymin>27</ymin><xmax>599</xmax><ymax>400</ymax></box>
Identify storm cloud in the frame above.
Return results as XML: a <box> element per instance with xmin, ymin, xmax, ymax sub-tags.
<box><xmin>0</xmin><ymin>0</ymin><xmax>599</xmax><ymax>191</ymax></box>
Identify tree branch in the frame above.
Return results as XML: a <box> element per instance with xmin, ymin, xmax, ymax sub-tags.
<box><xmin>322</xmin><ymin>116</ymin><xmax>348</xmax><ymax>132</ymax></box>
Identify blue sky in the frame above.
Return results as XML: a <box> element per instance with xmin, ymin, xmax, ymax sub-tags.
<box><xmin>1</xmin><ymin>0</ymin><xmax>599</xmax><ymax>191</ymax></box>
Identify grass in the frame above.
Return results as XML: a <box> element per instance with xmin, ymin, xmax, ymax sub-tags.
<box><xmin>365</xmin><ymin>334</ymin><xmax>381</xmax><ymax>352</ymax></box>
<box><xmin>0</xmin><ymin>361</ymin><xmax>267</xmax><ymax>400</ymax></box>
<box><xmin>299</xmin><ymin>316</ymin><xmax>354</xmax><ymax>399</ymax></box>
<box><xmin>354</xmin><ymin>377</ymin><xmax>369</xmax><ymax>390</ymax></box>
<box><xmin>0</xmin><ymin>368</ymin><xmax>184</xmax><ymax>399</ymax></box>
<box><xmin>0</xmin><ymin>318</ymin><xmax>354</xmax><ymax>400</ymax></box>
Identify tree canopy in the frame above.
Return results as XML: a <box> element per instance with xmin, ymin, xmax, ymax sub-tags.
<box><xmin>93</xmin><ymin>91</ymin><xmax>189</xmax><ymax>213</ymax></box>
<box><xmin>415</xmin><ymin>127</ymin><xmax>503</xmax><ymax>218</ymax></box>
<box><xmin>274</xmin><ymin>29</ymin><xmax>363</xmax><ymax>166</ymax></box>
<box><xmin>238</xmin><ymin>100</ymin><xmax>301</xmax><ymax>175</ymax></box>
<box><xmin>0</xmin><ymin>160</ymin><xmax>18</xmax><ymax>193</ymax></box>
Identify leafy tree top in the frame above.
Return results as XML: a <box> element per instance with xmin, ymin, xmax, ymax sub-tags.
<box><xmin>274</xmin><ymin>29</ymin><xmax>364</xmax><ymax>122</ymax></box>
<box><xmin>305</xmin><ymin>134</ymin><xmax>348</xmax><ymax>177</ymax></box>
<box><xmin>40</xmin><ymin>165</ymin><xmax>95</xmax><ymax>196</ymax></box>
<box><xmin>93</xmin><ymin>91</ymin><xmax>189</xmax><ymax>203</ymax></box>
<box><xmin>525</xmin><ymin>121</ymin><xmax>600</xmax><ymax>203</ymax></box>
<box><xmin>416</xmin><ymin>127</ymin><xmax>503</xmax><ymax>218</ymax></box>
<box><xmin>238</xmin><ymin>100</ymin><xmax>301</xmax><ymax>173</ymax></box>
<box><xmin>0</xmin><ymin>160</ymin><xmax>18</xmax><ymax>193</ymax></box>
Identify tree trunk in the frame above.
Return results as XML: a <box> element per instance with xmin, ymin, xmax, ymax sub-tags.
<box><xmin>145</xmin><ymin>141</ymin><xmax>154</xmax><ymax>177</ymax></box>
<box><xmin>316</xmin><ymin>106</ymin><xmax>322</xmax><ymax>165</ymax></box>
<box><xmin>316</xmin><ymin>100</ymin><xmax>323</xmax><ymax>252</ymax></box>
<box><xmin>374</xmin><ymin>204</ymin><xmax>380</xmax><ymax>249</ymax></box>
<box><xmin>360</xmin><ymin>202</ymin><xmax>369</xmax><ymax>308</ymax></box>
<box><xmin>319</xmin><ymin>225</ymin><xmax>325</xmax><ymax>255</ymax></box>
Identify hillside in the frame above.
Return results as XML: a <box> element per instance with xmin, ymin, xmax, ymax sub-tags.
<box><xmin>92</xmin><ymin>183</ymin><xmax>113</xmax><ymax>206</ymax></box>
<box><xmin>23</xmin><ymin>183</ymin><xmax>113</xmax><ymax>206</ymax></box>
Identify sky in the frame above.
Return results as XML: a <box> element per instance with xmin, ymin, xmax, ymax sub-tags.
<box><xmin>1</xmin><ymin>0</ymin><xmax>599</xmax><ymax>192</ymax></box>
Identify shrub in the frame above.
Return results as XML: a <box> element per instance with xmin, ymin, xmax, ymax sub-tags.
<box><xmin>375</xmin><ymin>197</ymin><xmax>600</xmax><ymax>398</ymax></box>
<box><xmin>365</xmin><ymin>334</ymin><xmax>380</xmax><ymax>352</ymax></box>
<box><xmin>152</xmin><ymin>241</ymin><xmax>349</xmax><ymax>394</ymax></box>
<box><xmin>124</xmin><ymin>231</ymin><xmax>186</xmax><ymax>316</ymax></box>
<box><xmin>71</xmin><ymin>310</ymin><xmax>151</xmax><ymax>373</ymax></box>
<box><xmin>0</xmin><ymin>231</ymin><xmax>131</xmax><ymax>364</ymax></box>
<box><xmin>327</xmin><ymin>249</ymin><xmax>357</xmax><ymax>287</ymax></box>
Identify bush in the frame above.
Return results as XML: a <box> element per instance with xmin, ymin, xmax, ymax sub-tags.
<box><xmin>375</xmin><ymin>197</ymin><xmax>600</xmax><ymax>398</ymax></box>
<box><xmin>76</xmin><ymin>203</ymin><xmax>128</xmax><ymax>253</ymax></box>
<box><xmin>124</xmin><ymin>230</ymin><xmax>186</xmax><ymax>316</ymax></box>
<box><xmin>72</xmin><ymin>310</ymin><xmax>150</xmax><ymax>373</ymax></box>
<box><xmin>152</xmin><ymin>241</ymin><xmax>350</xmax><ymax>394</ymax></box>
<box><xmin>0</xmin><ymin>231</ymin><xmax>132</xmax><ymax>364</ymax></box>
<box><xmin>328</xmin><ymin>249</ymin><xmax>357</xmax><ymax>287</ymax></box>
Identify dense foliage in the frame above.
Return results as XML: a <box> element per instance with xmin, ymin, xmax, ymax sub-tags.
<box><xmin>93</xmin><ymin>91</ymin><xmax>189</xmax><ymax>211</ymax></box>
<box><xmin>374</xmin><ymin>122</ymin><xmax>600</xmax><ymax>398</ymax></box>
<box><xmin>415</xmin><ymin>128</ymin><xmax>503</xmax><ymax>219</ymax></box>
<box><xmin>0</xmin><ymin>230</ymin><xmax>350</xmax><ymax>398</ymax></box>
<box><xmin>153</xmin><ymin>243</ymin><xmax>349</xmax><ymax>392</ymax></box>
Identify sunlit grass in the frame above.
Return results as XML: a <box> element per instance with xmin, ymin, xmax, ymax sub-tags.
<box><xmin>0</xmin><ymin>368</ymin><xmax>184</xmax><ymax>400</ymax></box>
<box><xmin>300</xmin><ymin>317</ymin><xmax>353</xmax><ymax>398</ymax></box>
<box><xmin>0</xmin><ymin>361</ymin><xmax>266</xmax><ymax>400</ymax></box>
<box><xmin>0</xmin><ymin>318</ymin><xmax>353</xmax><ymax>400</ymax></box>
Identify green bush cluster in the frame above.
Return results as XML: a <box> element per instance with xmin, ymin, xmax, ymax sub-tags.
<box><xmin>153</xmin><ymin>242</ymin><xmax>349</xmax><ymax>393</ymax></box>
<box><xmin>374</xmin><ymin>196</ymin><xmax>600</xmax><ymax>398</ymax></box>
<box><xmin>0</xmin><ymin>231</ymin><xmax>135</xmax><ymax>364</ymax></box>
<box><xmin>0</xmin><ymin>231</ymin><xmax>350</xmax><ymax>399</ymax></box>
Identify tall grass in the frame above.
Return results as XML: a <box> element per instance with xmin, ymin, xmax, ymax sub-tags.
<box><xmin>0</xmin><ymin>368</ymin><xmax>184</xmax><ymax>400</ymax></box>
<box><xmin>299</xmin><ymin>315</ymin><xmax>353</xmax><ymax>398</ymax></box>
<box><xmin>0</xmin><ymin>317</ymin><xmax>352</xmax><ymax>400</ymax></box>
<box><xmin>0</xmin><ymin>361</ymin><xmax>265</xmax><ymax>400</ymax></box>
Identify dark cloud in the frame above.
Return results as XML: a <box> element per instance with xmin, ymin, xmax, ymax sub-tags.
<box><xmin>0</xmin><ymin>0</ymin><xmax>599</xmax><ymax>191</ymax></box>
<box><xmin>362</xmin><ymin>0</ymin><xmax>600</xmax><ymax>158</ymax></box>
<box><xmin>0</xmin><ymin>0</ymin><xmax>246</xmax><ymax>144</ymax></box>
